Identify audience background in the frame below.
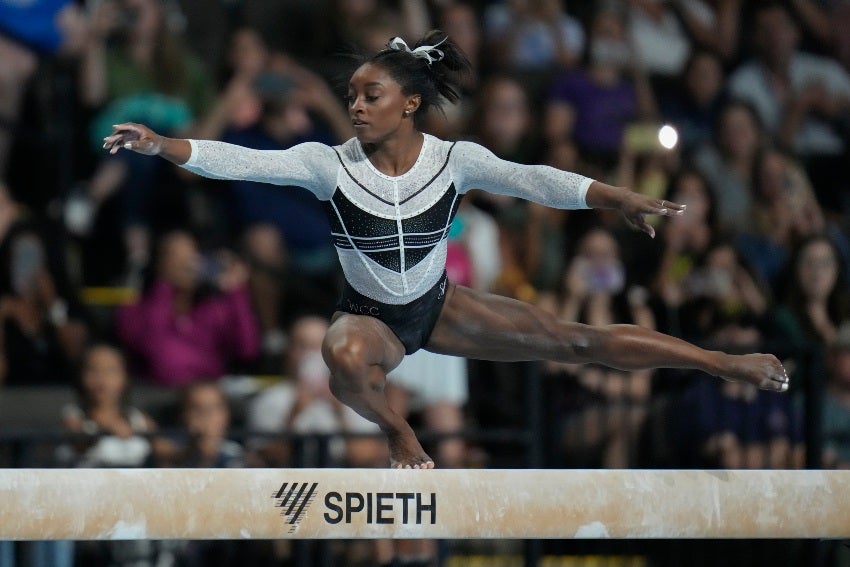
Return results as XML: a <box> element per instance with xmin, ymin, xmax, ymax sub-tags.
<box><xmin>1</xmin><ymin>0</ymin><xmax>850</xmax><ymax>565</ymax></box>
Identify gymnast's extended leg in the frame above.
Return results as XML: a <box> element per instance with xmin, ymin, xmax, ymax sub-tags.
<box><xmin>425</xmin><ymin>283</ymin><xmax>788</xmax><ymax>390</ymax></box>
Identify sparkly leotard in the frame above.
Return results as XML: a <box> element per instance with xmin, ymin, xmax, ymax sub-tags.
<box><xmin>182</xmin><ymin>134</ymin><xmax>593</xmax><ymax>307</ymax></box>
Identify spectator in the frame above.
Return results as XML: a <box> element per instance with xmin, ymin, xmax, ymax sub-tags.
<box><xmin>245</xmin><ymin>315</ymin><xmax>385</xmax><ymax>468</ymax></box>
<box><xmin>676</xmin><ymin>241</ymin><xmax>770</xmax><ymax>340</ymax></box>
<box><xmin>173</xmin><ymin>0</ymin><xmax>234</xmax><ymax>78</ymax></box>
<box><xmin>691</xmin><ymin>99</ymin><xmax>767</xmax><ymax>233</ymax></box>
<box><xmin>676</xmin><ymin>316</ymin><xmax>803</xmax><ymax>469</ymax></box>
<box><xmin>146</xmin><ymin>381</ymin><xmax>247</xmax><ymax>567</ymax></box>
<box><xmin>784</xmin><ymin>0</ymin><xmax>836</xmax><ymax>56</ymax></box>
<box><xmin>436</xmin><ymin>2</ymin><xmax>482</xmax><ymax>89</ymax></box>
<box><xmin>483</xmin><ymin>0</ymin><xmax>585</xmax><ymax>72</ymax></box>
<box><xmin>57</xmin><ymin>343</ymin><xmax>171</xmax><ymax>567</ymax></box>
<box><xmin>421</xmin><ymin>1</ymin><xmax>482</xmax><ymax>140</ymax></box>
<box><xmin>727</xmin><ymin>2</ymin><xmax>850</xmax><ymax>213</ymax></box>
<box><xmin>677</xmin><ymin>374</ymin><xmax>804</xmax><ymax>469</ymax></box>
<box><xmin>156</xmin><ymin>381</ymin><xmax>244</xmax><ymax>468</ymax></box>
<box><xmin>542</xmin><ymin>6</ymin><xmax>656</xmax><ymax>174</ymax></box>
<box><xmin>463</xmin><ymin>74</ymin><xmax>542</xmax><ymax>301</ymax></box>
<box><xmin>625</xmin><ymin>0</ymin><xmax>694</xmax><ymax>81</ymax></box>
<box><xmin>659</xmin><ymin>49</ymin><xmax>729</xmax><ymax>154</ymax></box>
<box><xmin>80</xmin><ymin>0</ymin><xmax>214</xmax><ymax>136</ymax></box>
<box><xmin>192</xmin><ymin>27</ymin><xmax>272</xmax><ymax>141</ymax></box>
<box><xmin>58</xmin><ymin>343</ymin><xmax>154</xmax><ymax>467</ymax></box>
<box><xmin>0</xmin><ymin>0</ymin><xmax>87</xmax><ymax>178</ymax></box>
<box><xmin>465</xmin><ymin>74</ymin><xmax>539</xmax><ymax>164</ymax></box>
<box><xmin>626</xmin><ymin>0</ymin><xmax>741</xmax><ymax>86</ymax></box>
<box><xmin>832</xmin><ymin>2</ymin><xmax>850</xmax><ymax>72</ymax></box>
<box><xmin>666</xmin><ymin>0</ymin><xmax>742</xmax><ymax>63</ymax></box>
<box><xmin>73</xmin><ymin>0</ymin><xmax>217</xmax><ymax>279</ymax></box>
<box><xmin>0</xmin><ymin>35</ymin><xmax>38</xmax><ymax>183</ymax></box>
<box><xmin>318</xmin><ymin>0</ymin><xmax>431</xmax><ymax>75</ymax></box>
<box><xmin>736</xmin><ymin>146</ymin><xmax>827</xmax><ymax>287</ymax></box>
<box><xmin>822</xmin><ymin>322</ymin><xmax>850</xmax><ymax>469</ymax></box>
<box><xmin>451</xmin><ymin>190</ymin><xmax>503</xmax><ymax>297</ymax></box>
<box><xmin>540</xmin><ymin>227</ymin><xmax>656</xmax><ymax>468</ymax></box>
<box><xmin>115</xmin><ymin>230</ymin><xmax>260</xmax><ymax>386</ymax></box>
<box><xmin>219</xmin><ymin>52</ymin><xmax>355</xmax><ymax>343</ymax></box>
<box><xmin>652</xmin><ymin>168</ymin><xmax>718</xmax><ymax>320</ymax></box>
<box><xmin>179</xmin><ymin>27</ymin><xmax>345</xmax><ymax>362</ymax></box>
<box><xmin>0</xmin><ymin>182</ymin><xmax>88</xmax><ymax>386</ymax></box>
<box><xmin>772</xmin><ymin>234</ymin><xmax>850</xmax><ymax>352</ymax></box>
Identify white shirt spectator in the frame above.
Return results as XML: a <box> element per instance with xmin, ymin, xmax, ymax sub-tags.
<box><xmin>728</xmin><ymin>52</ymin><xmax>850</xmax><ymax>156</ymax></box>
<box><xmin>627</xmin><ymin>0</ymin><xmax>701</xmax><ymax>76</ymax></box>
<box><xmin>246</xmin><ymin>380</ymin><xmax>378</xmax><ymax>462</ymax></box>
<box><xmin>484</xmin><ymin>2</ymin><xmax>585</xmax><ymax>70</ymax></box>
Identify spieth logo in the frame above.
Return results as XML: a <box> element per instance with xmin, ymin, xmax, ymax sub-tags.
<box><xmin>323</xmin><ymin>491</ymin><xmax>436</xmax><ymax>525</ymax></box>
<box><xmin>272</xmin><ymin>482</ymin><xmax>437</xmax><ymax>529</ymax></box>
<box><xmin>272</xmin><ymin>482</ymin><xmax>319</xmax><ymax>533</ymax></box>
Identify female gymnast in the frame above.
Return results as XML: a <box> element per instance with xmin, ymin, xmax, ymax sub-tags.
<box><xmin>103</xmin><ymin>30</ymin><xmax>789</xmax><ymax>469</ymax></box>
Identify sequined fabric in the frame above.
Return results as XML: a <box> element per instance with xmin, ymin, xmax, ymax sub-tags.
<box><xmin>182</xmin><ymin>135</ymin><xmax>592</xmax><ymax>304</ymax></box>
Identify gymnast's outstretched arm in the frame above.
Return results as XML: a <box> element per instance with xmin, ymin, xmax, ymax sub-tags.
<box><xmin>102</xmin><ymin>122</ymin><xmax>338</xmax><ymax>199</ymax></box>
<box><xmin>450</xmin><ymin>141</ymin><xmax>686</xmax><ymax>238</ymax></box>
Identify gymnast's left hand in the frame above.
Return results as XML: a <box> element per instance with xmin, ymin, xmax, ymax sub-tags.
<box><xmin>618</xmin><ymin>191</ymin><xmax>686</xmax><ymax>239</ymax></box>
<box><xmin>102</xmin><ymin>122</ymin><xmax>164</xmax><ymax>156</ymax></box>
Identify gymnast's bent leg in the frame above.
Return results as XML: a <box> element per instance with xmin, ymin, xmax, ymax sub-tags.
<box><xmin>425</xmin><ymin>284</ymin><xmax>788</xmax><ymax>391</ymax></box>
<box><xmin>322</xmin><ymin>313</ymin><xmax>436</xmax><ymax>468</ymax></box>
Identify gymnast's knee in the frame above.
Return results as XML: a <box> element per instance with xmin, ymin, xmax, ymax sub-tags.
<box><xmin>322</xmin><ymin>334</ymin><xmax>370</xmax><ymax>386</ymax></box>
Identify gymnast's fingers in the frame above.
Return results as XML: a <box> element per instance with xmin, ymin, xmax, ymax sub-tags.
<box><xmin>626</xmin><ymin>214</ymin><xmax>655</xmax><ymax>239</ymax></box>
<box><xmin>103</xmin><ymin>123</ymin><xmax>158</xmax><ymax>154</ymax></box>
<box><xmin>645</xmin><ymin>198</ymin><xmax>686</xmax><ymax>216</ymax></box>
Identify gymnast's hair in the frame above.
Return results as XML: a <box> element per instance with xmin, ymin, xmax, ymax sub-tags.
<box><xmin>366</xmin><ymin>30</ymin><xmax>471</xmax><ymax>125</ymax></box>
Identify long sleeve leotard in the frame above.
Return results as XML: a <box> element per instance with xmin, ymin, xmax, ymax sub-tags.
<box><xmin>181</xmin><ymin>134</ymin><xmax>593</xmax><ymax>305</ymax></box>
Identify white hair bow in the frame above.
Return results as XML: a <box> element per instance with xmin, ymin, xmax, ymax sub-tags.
<box><xmin>388</xmin><ymin>36</ymin><xmax>447</xmax><ymax>65</ymax></box>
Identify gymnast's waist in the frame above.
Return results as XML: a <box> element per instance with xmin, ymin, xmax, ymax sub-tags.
<box><xmin>337</xmin><ymin>270</ymin><xmax>448</xmax><ymax>313</ymax></box>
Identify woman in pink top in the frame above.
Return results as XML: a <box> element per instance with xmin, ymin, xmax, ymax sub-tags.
<box><xmin>116</xmin><ymin>230</ymin><xmax>260</xmax><ymax>386</ymax></box>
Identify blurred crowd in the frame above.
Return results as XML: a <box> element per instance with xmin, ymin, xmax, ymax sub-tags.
<box><xmin>1</xmin><ymin>0</ymin><xmax>850</xmax><ymax>565</ymax></box>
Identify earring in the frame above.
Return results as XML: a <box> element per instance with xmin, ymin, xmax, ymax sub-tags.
<box><xmin>403</xmin><ymin>110</ymin><xmax>411</xmax><ymax>116</ymax></box>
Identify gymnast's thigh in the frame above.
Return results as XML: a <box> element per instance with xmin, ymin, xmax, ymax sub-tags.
<box><xmin>425</xmin><ymin>283</ymin><xmax>588</xmax><ymax>362</ymax></box>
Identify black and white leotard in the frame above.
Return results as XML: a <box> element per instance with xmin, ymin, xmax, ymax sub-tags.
<box><xmin>182</xmin><ymin>134</ymin><xmax>593</xmax><ymax>307</ymax></box>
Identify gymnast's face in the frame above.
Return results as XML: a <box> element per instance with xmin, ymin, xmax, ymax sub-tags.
<box><xmin>347</xmin><ymin>63</ymin><xmax>420</xmax><ymax>144</ymax></box>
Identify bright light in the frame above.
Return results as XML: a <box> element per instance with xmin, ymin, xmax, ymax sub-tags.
<box><xmin>658</xmin><ymin>125</ymin><xmax>678</xmax><ymax>150</ymax></box>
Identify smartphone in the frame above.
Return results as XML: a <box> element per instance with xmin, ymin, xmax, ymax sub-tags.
<box><xmin>624</xmin><ymin>123</ymin><xmax>678</xmax><ymax>153</ymax></box>
<box><xmin>253</xmin><ymin>72</ymin><xmax>295</xmax><ymax>97</ymax></box>
<box><xmin>582</xmin><ymin>261</ymin><xmax>625</xmax><ymax>294</ymax></box>
<box><xmin>199</xmin><ymin>254</ymin><xmax>223</xmax><ymax>284</ymax></box>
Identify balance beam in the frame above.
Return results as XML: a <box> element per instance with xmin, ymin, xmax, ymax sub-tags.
<box><xmin>1</xmin><ymin>468</ymin><xmax>848</xmax><ymax>540</ymax></box>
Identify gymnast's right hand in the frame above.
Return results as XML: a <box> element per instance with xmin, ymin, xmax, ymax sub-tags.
<box><xmin>102</xmin><ymin>123</ymin><xmax>164</xmax><ymax>156</ymax></box>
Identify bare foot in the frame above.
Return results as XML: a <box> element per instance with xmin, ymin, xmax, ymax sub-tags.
<box><xmin>719</xmin><ymin>353</ymin><xmax>789</xmax><ymax>392</ymax></box>
<box><xmin>387</xmin><ymin>430</ymin><xmax>435</xmax><ymax>469</ymax></box>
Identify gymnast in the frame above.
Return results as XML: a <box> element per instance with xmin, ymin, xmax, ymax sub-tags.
<box><xmin>103</xmin><ymin>30</ymin><xmax>789</xmax><ymax>470</ymax></box>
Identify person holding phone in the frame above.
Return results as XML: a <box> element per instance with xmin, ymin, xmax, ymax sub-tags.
<box><xmin>538</xmin><ymin>227</ymin><xmax>656</xmax><ymax>468</ymax></box>
<box><xmin>114</xmin><ymin>230</ymin><xmax>260</xmax><ymax>386</ymax></box>
<box><xmin>0</xmin><ymin>181</ymin><xmax>88</xmax><ymax>386</ymax></box>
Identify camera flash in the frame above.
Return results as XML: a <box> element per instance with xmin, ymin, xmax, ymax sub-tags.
<box><xmin>658</xmin><ymin>125</ymin><xmax>678</xmax><ymax>150</ymax></box>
